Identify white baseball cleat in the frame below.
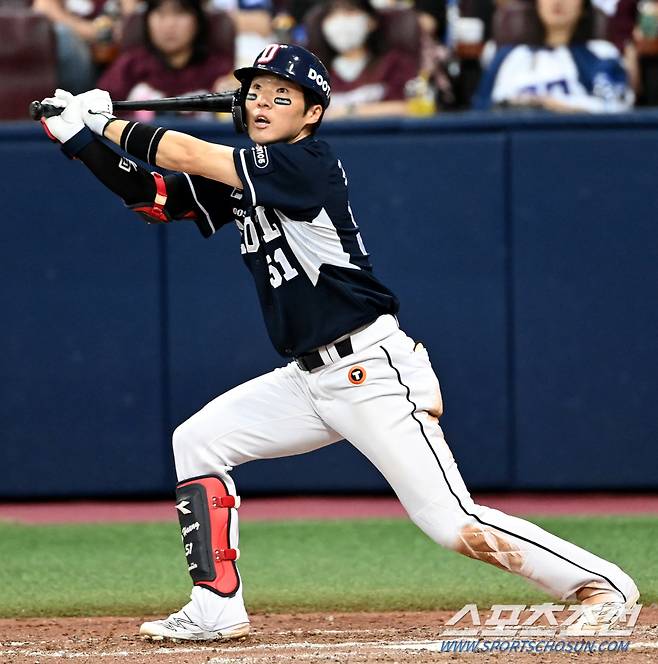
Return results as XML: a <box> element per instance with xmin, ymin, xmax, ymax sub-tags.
<box><xmin>565</xmin><ymin>587</ymin><xmax>640</xmax><ymax>634</ymax></box>
<box><xmin>140</xmin><ymin>608</ymin><xmax>250</xmax><ymax>642</ymax></box>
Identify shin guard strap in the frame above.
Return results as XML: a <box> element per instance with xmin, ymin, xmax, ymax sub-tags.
<box><xmin>176</xmin><ymin>475</ymin><xmax>240</xmax><ymax>597</ymax></box>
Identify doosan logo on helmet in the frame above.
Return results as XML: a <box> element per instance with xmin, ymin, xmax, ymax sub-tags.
<box><xmin>308</xmin><ymin>68</ymin><xmax>331</xmax><ymax>96</ymax></box>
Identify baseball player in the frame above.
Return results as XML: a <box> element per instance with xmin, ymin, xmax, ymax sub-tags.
<box><xmin>39</xmin><ymin>44</ymin><xmax>638</xmax><ymax>641</ymax></box>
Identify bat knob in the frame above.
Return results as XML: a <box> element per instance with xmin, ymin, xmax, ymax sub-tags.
<box><xmin>29</xmin><ymin>101</ymin><xmax>43</xmax><ymax>120</ymax></box>
<box><xmin>29</xmin><ymin>100</ymin><xmax>64</xmax><ymax>120</ymax></box>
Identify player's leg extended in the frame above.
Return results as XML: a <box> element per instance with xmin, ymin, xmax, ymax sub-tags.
<box><xmin>140</xmin><ymin>363</ymin><xmax>341</xmax><ymax>641</ymax></box>
<box><xmin>320</xmin><ymin>329</ymin><xmax>638</xmax><ymax>616</ymax></box>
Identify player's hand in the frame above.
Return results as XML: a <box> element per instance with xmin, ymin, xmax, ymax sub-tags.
<box><xmin>39</xmin><ymin>89</ymin><xmax>85</xmax><ymax>144</ymax></box>
<box><xmin>79</xmin><ymin>89</ymin><xmax>115</xmax><ymax>136</ymax></box>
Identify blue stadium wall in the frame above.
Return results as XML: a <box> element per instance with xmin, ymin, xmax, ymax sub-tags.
<box><xmin>2</xmin><ymin>112</ymin><xmax>657</xmax><ymax>498</ymax></box>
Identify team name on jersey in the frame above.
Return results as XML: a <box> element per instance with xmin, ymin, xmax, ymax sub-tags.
<box><xmin>308</xmin><ymin>68</ymin><xmax>331</xmax><ymax>96</ymax></box>
<box><xmin>252</xmin><ymin>144</ymin><xmax>269</xmax><ymax>169</ymax></box>
<box><xmin>235</xmin><ymin>208</ymin><xmax>282</xmax><ymax>254</ymax></box>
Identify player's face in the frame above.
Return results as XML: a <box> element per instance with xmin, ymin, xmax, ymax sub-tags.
<box><xmin>245</xmin><ymin>75</ymin><xmax>323</xmax><ymax>144</ymax></box>
<box><xmin>537</xmin><ymin>0</ymin><xmax>583</xmax><ymax>32</ymax></box>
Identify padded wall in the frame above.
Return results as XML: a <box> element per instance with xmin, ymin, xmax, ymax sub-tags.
<box><xmin>2</xmin><ymin>114</ymin><xmax>657</xmax><ymax>497</ymax></box>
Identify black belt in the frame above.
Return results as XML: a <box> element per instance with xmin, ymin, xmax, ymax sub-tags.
<box><xmin>295</xmin><ymin>337</ymin><xmax>354</xmax><ymax>372</ymax></box>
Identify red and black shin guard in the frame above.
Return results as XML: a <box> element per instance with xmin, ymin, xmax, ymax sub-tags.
<box><xmin>175</xmin><ymin>475</ymin><xmax>241</xmax><ymax>596</ymax></box>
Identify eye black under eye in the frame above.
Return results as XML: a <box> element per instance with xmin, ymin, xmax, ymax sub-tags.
<box><xmin>246</xmin><ymin>93</ymin><xmax>257</xmax><ymax>100</ymax></box>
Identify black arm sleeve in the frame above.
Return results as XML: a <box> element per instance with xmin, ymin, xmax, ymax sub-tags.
<box><xmin>75</xmin><ymin>138</ymin><xmax>195</xmax><ymax>220</ymax></box>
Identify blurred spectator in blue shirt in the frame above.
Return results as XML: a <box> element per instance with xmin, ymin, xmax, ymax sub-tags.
<box><xmin>473</xmin><ymin>0</ymin><xmax>634</xmax><ymax>112</ymax></box>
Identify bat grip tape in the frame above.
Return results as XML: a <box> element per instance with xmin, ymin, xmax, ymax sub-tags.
<box><xmin>120</xmin><ymin>121</ymin><xmax>168</xmax><ymax>166</ymax></box>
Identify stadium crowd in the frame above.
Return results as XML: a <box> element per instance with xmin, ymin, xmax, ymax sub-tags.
<box><xmin>1</xmin><ymin>0</ymin><xmax>657</xmax><ymax>119</ymax></box>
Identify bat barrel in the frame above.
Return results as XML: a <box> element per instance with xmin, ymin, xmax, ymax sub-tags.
<box><xmin>112</xmin><ymin>91</ymin><xmax>237</xmax><ymax>113</ymax></box>
<box><xmin>30</xmin><ymin>91</ymin><xmax>238</xmax><ymax>120</ymax></box>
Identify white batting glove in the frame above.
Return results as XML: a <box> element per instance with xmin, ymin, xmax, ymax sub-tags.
<box><xmin>79</xmin><ymin>89</ymin><xmax>115</xmax><ymax>136</ymax></box>
<box><xmin>40</xmin><ymin>89</ymin><xmax>85</xmax><ymax>144</ymax></box>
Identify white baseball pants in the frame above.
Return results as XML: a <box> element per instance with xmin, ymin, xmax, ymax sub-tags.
<box><xmin>173</xmin><ymin>315</ymin><xmax>637</xmax><ymax>625</ymax></box>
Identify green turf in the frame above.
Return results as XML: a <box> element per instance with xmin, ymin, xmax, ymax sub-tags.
<box><xmin>0</xmin><ymin>516</ymin><xmax>655</xmax><ymax>618</ymax></box>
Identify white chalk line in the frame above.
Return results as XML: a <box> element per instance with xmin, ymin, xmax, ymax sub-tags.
<box><xmin>631</xmin><ymin>641</ymin><xmax>658</xmax><ymax>649</ymax></box>
<box><xmin>275</xmin><ymin>627</ymin><xmax>397</xmax><ymax>635</ymax></box>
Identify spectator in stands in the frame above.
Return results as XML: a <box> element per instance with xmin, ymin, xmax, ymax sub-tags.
<box><xmin>98</xmin><ymin>0</ymin><xmax>233</xmax><ymax>118</ymax></box>
<box><xmin>595</xmin><ymin>0</ymin><xmax>640</xmax><ymax>92</ymax></box>
<box><xmin>208</xmin><ymin>0</ymin><xmax>274</xmax><ymax>69</ymax></box>
<box><xmin>472</xmin><ymin>0</ymin><xmax>634</xmax><ymax>111</ymax></box>
<box><xmin>314</xmin><ymin>0</ymin><xmax>420</xmax><ymax>118</ymax></box>
<box><xmin>33</xmin><ymin>0</ymin><xmax>138</xmax><ymax>92</ymax></box>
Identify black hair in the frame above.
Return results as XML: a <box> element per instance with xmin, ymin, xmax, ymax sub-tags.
<box><xmin>527</xmin><ymin>0</ymin><xmax>595</xmax><ymax>46</ymax></box>
<box><xmin>567</xmin><ymin>0</ymin><xmax>595</xmax><ymax>44</ymax></box>
<box><xmin>303</xmin><ymin>88</ymin><xmax>325</xmax><ymax>134</ymax></box>
<box><xmin>143</xmin><ymin>0</ymin><xmax>210</xmax><ymax>65</ymax></box>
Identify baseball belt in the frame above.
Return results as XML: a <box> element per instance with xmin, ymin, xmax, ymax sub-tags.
<box><xmin>295</xmin><ymin>314</ymin><xmax>400</xmax><ymax>372</ymax></box>
<box><xmin>296</xmin><ymin>337</ymin><xmax>354</xmax><ymax>372</ymax></box>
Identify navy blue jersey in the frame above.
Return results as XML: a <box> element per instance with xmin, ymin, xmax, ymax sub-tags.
<box><xmin>174</xmin><ymin>136</ymin><xmax>399</xmax><ymax>357</ymax></box>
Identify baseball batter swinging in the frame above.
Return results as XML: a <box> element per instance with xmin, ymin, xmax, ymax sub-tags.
<box><xmin>39</xmin><ymin>44</ymin><xmax>638</xmax><ymax>641</ymax></box>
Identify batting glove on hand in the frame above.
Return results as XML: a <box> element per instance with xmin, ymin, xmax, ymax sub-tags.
<box><xmin>80</xmin><ymin>89</ymin><xmax>115</xmax><ymax>136</ymax></box>
<box><xmin>40</xmin><ymin>89</ymin><xmax>85</xmax><ymax>144</ymax></box>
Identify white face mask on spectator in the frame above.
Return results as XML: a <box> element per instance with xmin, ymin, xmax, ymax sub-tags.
<box><xmin>322</xmin><ymin>14</ymin><xmax>371</xmax><ymax>53</ymax></box>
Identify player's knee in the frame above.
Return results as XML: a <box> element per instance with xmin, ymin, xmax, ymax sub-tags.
<box><xmin>172</xmin><ymin>413</ymin><xmax>238</xmax><ymax>480</ymax></box>
<box><xmin>409</xmin><ymin>499</ymin><xmax>473</xmax><ymax>549</ymax></box>
<box><xmin>171</xmin><ymin>418</ymin><xmax>213</xmax><ymax>477</ymax></box>
<box><xmin>172</xmin><ymin>420</ymin><xmax>193</xmax><ymax>461</ymax></box>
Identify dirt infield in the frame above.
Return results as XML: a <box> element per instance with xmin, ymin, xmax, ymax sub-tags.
<box><xmin>1</xmin><ymin>609</ymin><xmax>656</xmax><ymax>664</ymax></box>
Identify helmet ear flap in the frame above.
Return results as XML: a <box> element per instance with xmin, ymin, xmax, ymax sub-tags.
<box><xmin>232</xmin><ymin>88</ymin><xmax>247</xmax><ymax>134</ymax></box>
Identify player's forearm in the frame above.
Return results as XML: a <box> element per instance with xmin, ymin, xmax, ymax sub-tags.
<box><xmin>76</xmin><ymin>137</ymin><xmax>156</xmax><ymax>205</ymax></box>
<box><xmin>104</xmin><ymin>119</ymin><xmax>243</xmax><ymax>189</ymax></box>
<box><xmin>73</xmin><ymin>136</ymin><xmax>194</xmax><ymax>218</ymax></box>
<box><xmin>155</xmin><ymin>131</ymin><xmax>242</xmax><ymax>189</ymax></box>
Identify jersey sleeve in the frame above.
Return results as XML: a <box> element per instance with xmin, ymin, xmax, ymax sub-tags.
<box><xmin>232</xmin><ymin>142</ymin><xmax>329</xmax><ymax>214</ymax></box>
<box><xmin>171</xmin><ymin>173</ymin><xmax>238</xmax><ymax>238</ymax></box>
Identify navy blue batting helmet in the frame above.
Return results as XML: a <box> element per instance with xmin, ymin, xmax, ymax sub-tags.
<box><xmin>234</xmin><ymin>43</ymin><xmax>331</xmax><ymax>109</ymax></box>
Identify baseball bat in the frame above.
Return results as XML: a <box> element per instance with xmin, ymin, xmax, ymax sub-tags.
<box><xmin>30</xmin><ymin>90</ymin><xmax>240</xmax><ymax>122</ymax></box>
